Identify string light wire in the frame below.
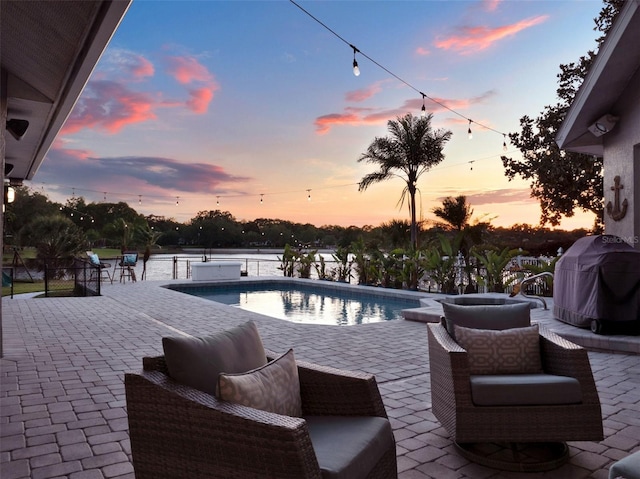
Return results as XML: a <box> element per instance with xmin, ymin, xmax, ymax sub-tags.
<box><xmin>288</xmin><ymin>0</ymin><xmax>508</xmax><ymax>139</ymax></box>
<box><xmin>33</xmin><ymin>149</ymin><xmax>509</xmax><ymax>212</ymax></box>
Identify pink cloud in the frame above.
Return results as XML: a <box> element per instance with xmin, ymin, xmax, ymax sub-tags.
<box><xmin>314</xmin><ymin>91</ymin><xmax>496</xmax><ymax>135</ymax></box>
<box><xmin>99</xmin><ymin>49</ymin><xmax>155</xmax><ymax>82</ymax></box>
<box><xmin>345</xmin><ymin>83</ymin><xmax>382</xmax><ymax>102</ymax></box>
<box><xmin>165</xmin><ymin>55</ymin><xmax>219</xmax><ymax>113</ymax></box>
<box><xmin>314</xmin><ymin>112</ymin><xmax>362</xmax><ymax>135</ymax></box>
<box><xmin>131</xmin><ymin>56</ymin><xmax>155</xmax><ymax>79</ymax></box>
<box><xmin>61</xmin><ymin>80</ymin><xmax>157</xmax><ymax>135</ymax></box>
<box><xmin>435</xmin><ymin>15</ymin><xmax>548</xmax><ymax>54</ymax></box>
<box><xmin>166</xmin><ymin>55</ymin><xmax>214</xmax><ymax>84</ymax></box>
<box><xmin>483</xmin><ymin>0</ymin><xmax>501</xmax><ymax>12</ymax></box>
<box><xmin>187</xmin><ymin>87</ymin><xmax>217</xmax><ymax>114</ymax></box>
<box><xmin>415</xmin><ymin>47</ymin><xmax>431</xmax><ymax>56</ymax></box>
<box><xmin>463</xmin><ymin>189</ymin><xmax>533</xmax><ymax>206</ymax></box>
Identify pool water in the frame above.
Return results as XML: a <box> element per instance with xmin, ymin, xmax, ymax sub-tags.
<box><xmin>172</xmin><ymin>282</ymin><xmax>421</xmax><ymax>326</ymax></box>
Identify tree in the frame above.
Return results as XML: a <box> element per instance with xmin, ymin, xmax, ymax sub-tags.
<box><xmin>4</xmin><ymin>186</ymin><xmax>61</xmax><ymax>242</ymax></box>
<box><xmin>358</xmin><ymin>112</ymin><xmax>452</xmax><ymax>248</ymax></box>
<box><xmin>432</xmin><ymin>195</ymin><xmax>490</xmax><ymax>292</ymax></box>
<box><xmin>501</xmin><ymin>0</ymin><xmax>622</xmax><ymax>229</ymax></box>
<box><xmin>19</xmin><ymin>215</ymin><xmax>87</xmax><ymax>279</ymax></box>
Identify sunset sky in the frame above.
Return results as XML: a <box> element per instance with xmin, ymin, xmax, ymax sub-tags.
<box><xmin>34</xmin><ymin>0</ymin><xmax>604</xmax><ymax>230</ymax></box>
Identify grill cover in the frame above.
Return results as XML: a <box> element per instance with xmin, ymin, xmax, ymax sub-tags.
<box><xmin>553</xmin><ymin>235</ymin><xmax>640</xmax><ymax>328</ymax></box>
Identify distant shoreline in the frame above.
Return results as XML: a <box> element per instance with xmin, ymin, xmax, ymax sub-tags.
<box><xmin>179</xmin><ymin>247</ymin><xmax>336</xmax><ymax>255</ymax></box>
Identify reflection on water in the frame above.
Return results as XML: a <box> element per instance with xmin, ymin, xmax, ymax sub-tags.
<box><xmin>190</xmin><ymin>284</ymin><xmax>419</xmax><ymax>326</ymax></box>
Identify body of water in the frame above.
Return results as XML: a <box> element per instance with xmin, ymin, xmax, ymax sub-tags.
<box><xmin>121</xmin><ymin>252</ymin><xmax>343</xmax><ymax>283</ymax></box>
<box><xmin>171</xmin><ymin>280</ymin><xmax>421</xmax><ymax>325</ymax></box>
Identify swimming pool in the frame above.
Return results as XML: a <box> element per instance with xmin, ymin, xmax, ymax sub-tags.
<box><xmin>169</xmin><ymin>280</ymin><xmax>422</xmax><ymax>326</ymax></box>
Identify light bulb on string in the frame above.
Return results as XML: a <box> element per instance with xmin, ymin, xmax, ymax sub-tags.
<box><xmin>176</xmin><ymin>196</ymin><xmax>179</xmax><ymax>206</ymax></box>
<box><xmin>502</xmin><ymin>134</ymin><xmax>508</xmax><ymax>152</ymax></box>
<box><xmin>467</xmin><ymin>119</ymin><xmax>473</xmax><ymax>140</ymax></box>
<box><xmin>469</xmin><ymin>161</ymin><xmax>474</xmax><ymax>171</ymax></box>
<box><xmin>420</xmin><ymin>93</ymin><xmax>426</xmax><ymax>118</ymax></box>
<box><xmin>351</xmin><ymin>45</ymin><xmax>360</xmax><ymax>77</ymax></box>
<box><xmin>103</xmin><ymin>192</ymin><xmax>107</xmax><ymax>201</ymax></box>
<box><xmin>260</xmin><ymin>194</ymin><xmax>264</xmax><ymax>204</ymax></box>
<box><xmin>307</xmin><ymin>189</ymin><xmax>311</xmax><ymax>201</ymax></box>
<box><xmin>216</xmin><ymin>196</ymin><xmax>220</xmax><ymax>206</ymax></box>
<box><xmin>138</xmin><ymin>195</ymin><xmax>142</xmax><ymax>205</ymax></box>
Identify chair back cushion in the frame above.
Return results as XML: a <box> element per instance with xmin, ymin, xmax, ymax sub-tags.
<box><xmin>218</xmin><ymin>348</ymin><xmax>302</xmax><ymax>416</ymax></box>
<box><xmin>163</xmin><ymin>321</ymin><xmax>267</xmax><ymax>395</ymax></box>
<box><xmin>88</xmin><ymin>253</ymin><xmax>100</xmax><ymax>266</ymax></box>
<box><xmin>442</xmin><ymin>302</ymin><xmax>530</xmax><ymax>338</ymax></box>
<box><xmin>455</xmin><ymin>323</ymin><xmax>542</xmax><ymax>375</ymax></box>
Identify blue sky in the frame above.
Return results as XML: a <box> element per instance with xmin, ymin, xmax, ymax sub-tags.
<box><xmin>36</xmin><ymin>0</ymin><xmax>604</xmax><ymax>229</ymax></box>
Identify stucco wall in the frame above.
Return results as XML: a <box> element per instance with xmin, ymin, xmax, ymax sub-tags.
<box><xmin>603</xmin><ymin>67</ymin><xmax>640</xmax><ymax>249</ymax></box>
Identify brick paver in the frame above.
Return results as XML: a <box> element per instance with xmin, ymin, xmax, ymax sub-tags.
<box><xmin>1</xmin><ymin>279</ymin><xmax>639</xmax><ymax>478</ymax></box>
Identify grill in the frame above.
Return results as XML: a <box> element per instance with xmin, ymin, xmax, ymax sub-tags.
<box><xmin>553</xmin><ymin>235</ymin><xmax>640</xmax><ymax>335</ymax></box>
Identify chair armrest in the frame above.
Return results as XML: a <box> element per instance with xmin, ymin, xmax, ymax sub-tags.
<box><xmin>295</xmin><ymin>360</ymin><xmax>388</xmax><ymax>418</ymax></box>
<box><xmin>427</xmin><ymin>323</ymin><xmax>474</xmax><ymax>408</ymax></box>
<box><xmin>539</xmin><ymin>326</ymin><xmax>600</xmax><ymax>404</ymax></box>
<box><xmin>125</xmin><ymin>371</ymin><xmax>322</xmax><ymax>479</ymax></box>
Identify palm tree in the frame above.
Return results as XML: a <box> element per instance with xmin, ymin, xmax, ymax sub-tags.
<box><xmin>20</xmin><ymin>215</ymin><xmax>87</xmax><ymax>279</ymax></box>
<box><xmin>358</xmin><ymin>112</ymin><xmax>452</xmax><ymax>248</ymax></box>
<box><xmin>432</xmin><ymin>195</ymin><xmax>473</xmax><ymax>231</ymax></box>
<box><xmin>432</xmin><ymin>195</ymin><xmax>490</xmax><ymax>292</ymax></box>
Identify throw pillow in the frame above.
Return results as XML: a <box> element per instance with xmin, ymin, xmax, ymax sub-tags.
<box><xmin>162</xmin><ymin>321</ymin><xmax>267</xmax><ymax>395</ymax></box>
<box><xmin>218</xmin><ymin>348</ymin><xmax>302</xmax><ymax>417</ymax></box>
<box><xmin>454</xmin><ymin>323</ymin><xmax>543</xmax><ymax>375</ymax></box>
<box><xmin>122</xmin><ymin>253</ymin><xmax>137</xmax><ymax>266</ymax></box>
<box><xmin>89</xmin><ymin>253</ymin><xmax>100</xmax><ymax>266</ymax></box>
<box><xmin>442</xmin><ymin>302</ymin><xmax>531</xmax><ymax>338</ymax></box>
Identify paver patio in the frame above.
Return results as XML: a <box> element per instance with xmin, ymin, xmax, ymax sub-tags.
<box><xmin>1</xmin><ymin>279</ymin><xmax>639</xmax><ymax>478</ymax></box>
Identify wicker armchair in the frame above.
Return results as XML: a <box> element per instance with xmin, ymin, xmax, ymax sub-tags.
<box><xmin>125</xmin><ymin>353</ymin><xmax>397</xmax><ymax>479</ymax></box>
<box><xmin>427</xmin><ymin>321</ymin><xmax>604</xmax><ymax>444</ymax></box>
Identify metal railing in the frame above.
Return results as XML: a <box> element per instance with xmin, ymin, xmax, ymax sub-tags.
<box><xmin>514</xmin><ymin>272</ymin><xmax>554</xmax><ymax>309</ymax></box>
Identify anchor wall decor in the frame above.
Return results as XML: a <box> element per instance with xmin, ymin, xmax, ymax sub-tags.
<box><xmin>606</xmin><ymin>175</ymin><xmax>628</xmax><ymax>221</ymax></box>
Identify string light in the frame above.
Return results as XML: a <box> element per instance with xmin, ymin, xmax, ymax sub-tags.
<box><xmin>467</xmin><ymin>119</ymin><xmax>473</xmax><ymax>140</ymax></box>
<box><xmin>138</xmin><ymin>195</ymin><xmax>142</xmax><ymax>205</ymax></box>
<box><xmin>103</xmin><ymin>192</ymin><xmax>107</xmax><ymax>201</ymax></box>
<box><xmin>420</xmin><ymin>93</ymin><xmax>426</xmax><ymax>118</ymax></box>
<box><xmin>469</xmin><ymin>161</ymin><xmax>474</xmax><ymax>171</ymax></box>
<box><xmin>176</xmin><ymin>196</ymin><xmax>179</xmax><ymax>206</ymax></box>
<box><xmin>351</xmin><ymin>45</ymin><xmax>360</xmax><ymax>77</ymax></box>
<box><xmin>38</xmin><ymin>146</ymin><xmax>505</xmax><ymax>217</ymax></box>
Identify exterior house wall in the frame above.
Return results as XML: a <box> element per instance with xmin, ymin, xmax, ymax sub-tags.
<box><xmin>603</xmin><ymin>67</ymin><xmax>640</xmax><ymax>249</ymax></box>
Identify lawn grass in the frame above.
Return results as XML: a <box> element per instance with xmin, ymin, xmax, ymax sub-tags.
<box><xmin>1</xmin><ymin>247</ymin><xmax>121</xmax><ymax>297</ymax></box>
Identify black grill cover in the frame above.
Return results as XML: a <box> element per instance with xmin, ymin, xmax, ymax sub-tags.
<box><xmin>553</xmin><ymin>235</ymin><xmax>640</xmax><ymax>328</ymax></box>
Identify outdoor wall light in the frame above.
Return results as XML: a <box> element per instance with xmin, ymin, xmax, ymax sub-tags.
<box><xmin>588</xmin><ymin>114</ymin><xmax>618</xmax><ymax>137</ymax></box>
<box><xmin>4</xmin><ymin>184</ymin><xmax>15</xmax><ymax>204</ymax></box>
<box><xmin>6</xmin><ymin>119</ymin><xmax>29</xmax><ymax>141</ymax></box>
